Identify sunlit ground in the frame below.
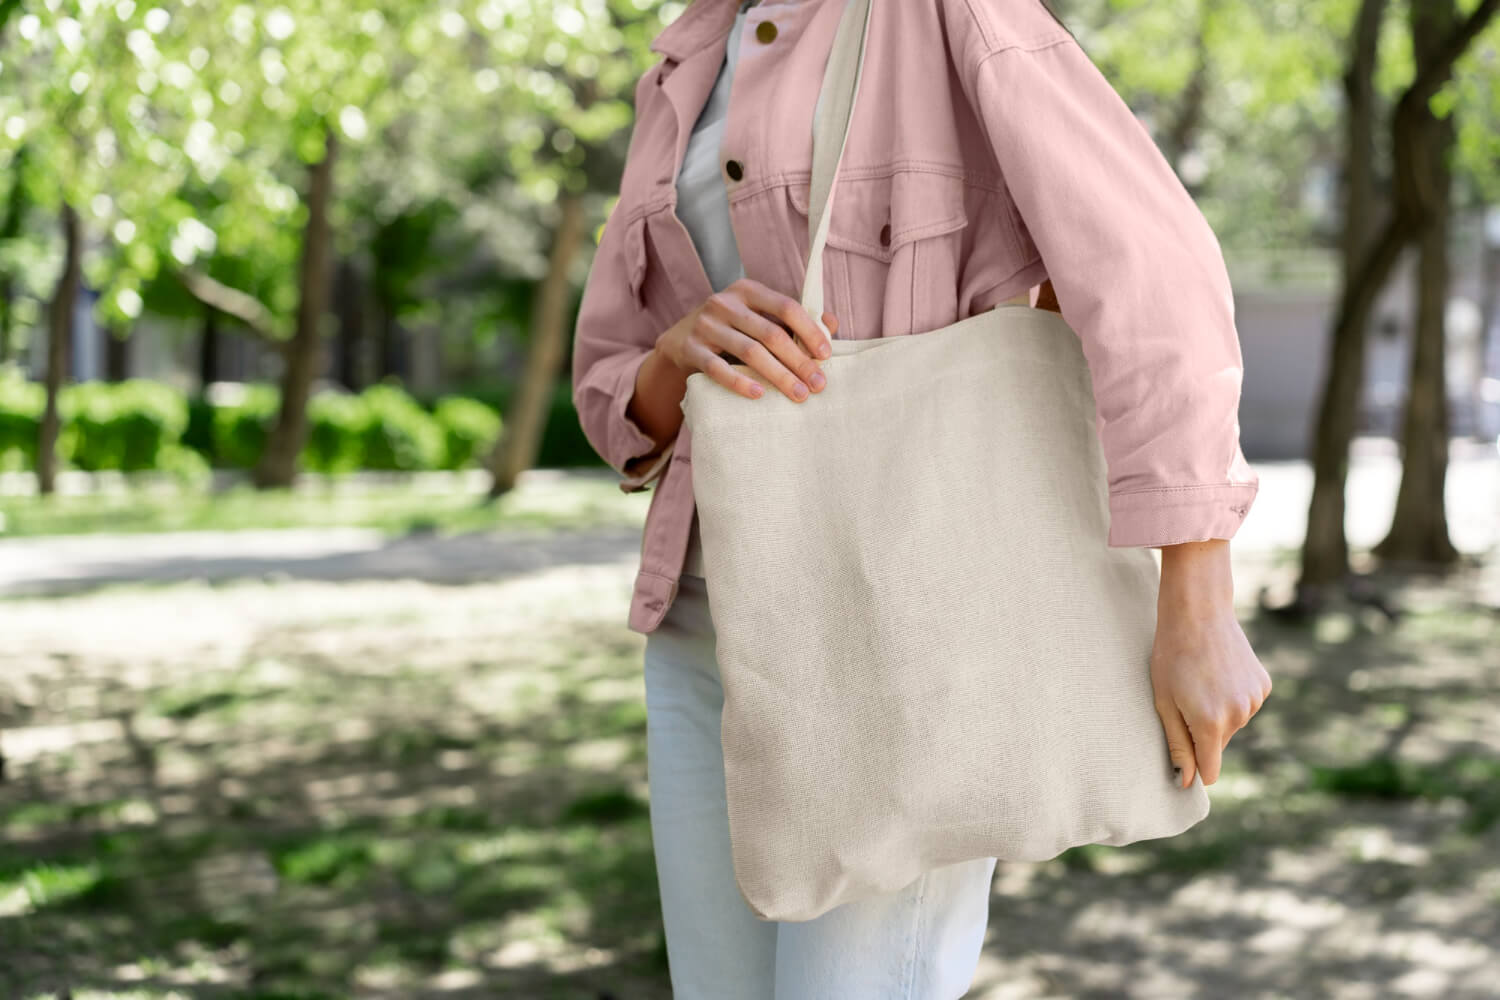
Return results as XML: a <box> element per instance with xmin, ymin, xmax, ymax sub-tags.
<box><xmin>0</xmin><ymin>455</ymin><xmax>1497</xmax><ymax>999</ymax></box>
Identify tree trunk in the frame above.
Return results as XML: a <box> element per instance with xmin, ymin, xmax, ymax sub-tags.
<box><xmin>253</xmin><ymin>126</ymin><xmax>339</xmax><ymax>489</ymax></box>
<box><xmin>104</xmin><ymin>322</ymin><xmax>131</xmax><ymax>382</ymax></box>
<box><xmin>378</xmin><ymin>301</ymin><xmax>405</xmax><ymax>384</ymax></box>
<box><xmin>1297</xmin><ymin>0</ymin><xmax>1497</xmax><ymax>595</ymax></box>
<box><xmin>1373</xmin><ymin>0</ymin><xmax>1461</xmax><ymax>567</ymax></box>
<box><xmin>1162</xmin><ymin>5</ymin><xmax>1210</xmax><ymax>178</ymax></box>
<box><xmin>39</xmin><ymin>204</ymin><xmax>82</xmax><ymax>496</ymax></box>
<box><xmin>334</xmin><ymin>255</ymin><xmax>366</xmax><ymax>390</ymax></box>
<box><xmin>488</xmin><ymin>190</ymin><xmax>588</xmax><ymax>497</ymax></box>
<box><xmin>1298</xmin><ymin>0</ymin><xmax>1390</xmax><ymax>592</ymax></box>
<box><xmin>1479</xmin><ymin>215</ymin><xmax>1499</xmax><ymax>439</ymax></box>
<box><xmin>199</xmin><ymin>303</ymin><xmax>220</xmax><ymax>389</ymax></box>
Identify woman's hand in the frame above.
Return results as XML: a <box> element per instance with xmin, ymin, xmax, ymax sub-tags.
<box><xmin>655</xmin><ymin>278</ymin><xmax>839</xmax><ymax>402</ymax></box>
<box><xmin>1150</xmin><ymin>539</ymin><xmax>1272</xmax><ymax>789</ymax></box>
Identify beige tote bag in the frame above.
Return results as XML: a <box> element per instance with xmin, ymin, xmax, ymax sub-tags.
<box><xmin>679</xmin><ymin>0</ymin><xmax>1210</xmax><ymax>924</ymax></box>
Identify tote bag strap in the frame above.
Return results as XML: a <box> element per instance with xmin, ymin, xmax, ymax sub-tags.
<box><xmin>800</xmin><ymin>0</ymin><xmax>1058</xmax><ymax>322</ymax></box>
<box><xmin>801</xmin><ymin>0</ymin><xmax>874</xmax><ymax>330</ymax></box>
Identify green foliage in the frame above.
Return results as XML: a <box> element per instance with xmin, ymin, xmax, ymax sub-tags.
<box><xmin>3</xmin><ymin>375</ymin><xmax>194</xmax><ymax>474</ymax></box>
<box><xmin>156</xmin><ymin>442</ymin><xmax>213</xmax><ymax>489</ymax></box>
<box><xmin>0</xmin><ymin>368</ymin><xmax>43</xmax><ymax>470</ymax></box>
<box><xmin>205</xmin><ymin>382</ymin><xmax>488</xmax><ymax>473</ymax></box>
<box><xmin>210</xmin><ymin>384</ymin><xmax>281</xmax><ymax>470</ymax></box>
<box><xmin>358</xmin><ymin>384</ymin><xmax>446</xmax><ymax>472</ymax></box>
<box><xmin>58</xmin><ymin>379</ymin><xmax>189</xmax><ymax>472</ymax></box>
<box><xmin>432</xmin><ymin>395</ymin><xmax>502</xmax><ymax>471</ymax></box>
<box><xmin>1310</xmin><ymin>753</ymin><xmax>1500</xmax><ymax>835</ymax></box>
<box><xmin>182</xmin><ymin>395</ymin><xmax>215</xmax><ymax>457</ymax></box>
<box><xmin>0</xmin><ymin>372</ymin><xmax>580</xmax><ymax>477</ymax></box>
<box><xmin>537</xmin><ymin>380</ymin><xmax>599</xmax><ymax>469</ymax></box>
<box><xmin>272</xmin><ymin>833</ymin><xmax>378</xmax><ymax>889</ymax></box>
<box><xmin>304</xmin><ymin>391</ymin><xmax>371</xmax><ymax>475</ymax></box>
<box><xmin>559</xmin><ymin>788</ymin><xmax>649</xmax><ymax>826</ymax></box>
<box><xmin>430</xmin><ymin>380</ymin><xmax>594</xmax><ymax>469</ymax></box>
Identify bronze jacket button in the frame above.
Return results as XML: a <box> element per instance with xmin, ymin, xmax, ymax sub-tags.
<box><xmin>879</xmin><ymin>222</ymin><xmax>892</xmax><ymax>247</ymax></box>
<box><xmin>756</xmin><ymin>21</ymin><xmax>778</xmax><ymax>43</ymax></box>
<box><xmin>726</xmin><ymin>159</ymin><xmax>744</xmax><ymax>181</ymax></box>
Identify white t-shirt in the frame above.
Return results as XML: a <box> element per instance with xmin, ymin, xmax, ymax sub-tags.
<box><xmin>675</xmin><ymin>0</ymin><xmax>822</xmax><ymax>294</ymax></box>
<box><xmin>677</xmin><ymin>0</ymin><xmax>821</xmax><ymax>577</ymax></box>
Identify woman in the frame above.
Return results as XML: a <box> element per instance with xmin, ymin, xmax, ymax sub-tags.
<box><xmin>571</xmin><ymin>0</ymin><xmax>1272</xmax><ymax>995</ymax></box>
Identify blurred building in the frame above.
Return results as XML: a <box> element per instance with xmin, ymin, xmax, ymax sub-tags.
<box><xmin>1228</xmin><ymin>205</ymin><xmax>1497</xmax><ymax>459</ymax></box>
<box><xmin>21</xmin><ymin>207</ymin><xmax>1500</xmax><ymax>462</ymax></box>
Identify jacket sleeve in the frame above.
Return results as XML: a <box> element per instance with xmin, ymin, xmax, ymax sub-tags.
<box><xmin>951</xmin><ymin>13</ymin><xmax>1260</xmax><ymax>547</ymax></box>
<box><xmin>570</xmin><ymin>199</ymin><xmax>677</xmax><ymax>495</ymax></box>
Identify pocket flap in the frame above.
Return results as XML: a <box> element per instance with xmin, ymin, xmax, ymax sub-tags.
<box><xmin>789</xmin><ymin>169</ymin><xmax>968</xmax><ymax>262</ymax></box>
<box><xmin>624</xmin><ymin>215</ymin><xmax>649</xmax><ymax>304</ymax></box>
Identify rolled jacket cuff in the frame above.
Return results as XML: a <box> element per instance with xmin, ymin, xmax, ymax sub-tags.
<box><xmin>1107</xmin><ymin>482</ymin><xmax>1259</xmax><ymax>548</ymax></box>
<box><xmin>619</xmin><ymin>438</ymin><xmax>677</xmax><ymax>493</ymax></box>
<box><xmin>593</xmin><ymin>347</ymin><xmax>679</xmax><ymax>493</ymax></box>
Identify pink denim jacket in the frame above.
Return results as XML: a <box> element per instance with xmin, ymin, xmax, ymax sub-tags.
<box><xmin>571</xmin><ymin>0</ymin><xmax>1260</xmax><ymax>635</ymax></box>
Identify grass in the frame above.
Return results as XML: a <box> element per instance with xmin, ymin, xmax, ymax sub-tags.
<box><xmin>1309</xmin><ymin>753</ymin><xmax>1500</xmax><ymax>834</ymax></box>
<box><xmin>0</xmin><ymin>469</ymin><xmax>643</xmax><ymax>539</ymax></box>
<box><xmin>0</xmin><ymin>565</ymin><xmax>668</xmax><ymax>998</ymax></box>
<box><xmin>0</xmin><ymin>513</ymin><xmax>1496</xmax><ymax>997</ymax></box>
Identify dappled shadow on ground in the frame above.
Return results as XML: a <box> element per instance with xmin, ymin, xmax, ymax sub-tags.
<box><xmin>0</xmin><ymin>559</ymin><xmax>1497</xmax><ymax>998</ymax></box>
<box><xmin>971</xmin><ymin>572</ymin><xmax>1500</xmax><ymax>999</ymax></box>
<box><xmin>1</xmin><ymin>569</ymin><xmax>670</xmax><ymax>999</ymax></box>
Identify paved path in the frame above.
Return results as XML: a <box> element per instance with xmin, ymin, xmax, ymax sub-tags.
<box><xmin>0</xmin><ymin>443</ymin><xmax>1494</xmax><ymax>601</ymax></box>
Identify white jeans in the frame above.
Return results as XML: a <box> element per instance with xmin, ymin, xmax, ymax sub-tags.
<box><xmin>642</xmin><ymin>571</ymin><xmax>998</xmax><ymax>999</ymax></box>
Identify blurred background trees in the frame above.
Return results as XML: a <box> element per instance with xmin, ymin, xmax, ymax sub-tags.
<box><xmin>1</xmin><ymin>0</ymin><xmax>1497</xmax><ymax>574</ymax></box>
<box><xmin>0</xmin><ymin>2</ymin><xmax>1497</xmax><ymax>995</ymax></box>
<box><xmin>0</xmin><ymin>0</ymin><xmax>661</xmax><ymax>489</ymax></box>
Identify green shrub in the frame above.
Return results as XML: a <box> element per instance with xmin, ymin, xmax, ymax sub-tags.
<box><xmin>0</xmin><ymin>370</ymin><xmax>43</xmax><ymax>469</ymax></box>
<box><xmin>359</xmin><ymin>384</ymin><xmax>445</xmax><ymax>471</ymax></box>
<box><xmin>432</xmin><ymin>382</ymin><xmax>594</xmax><ymax>469</ymax></box>
<box><xmin>182</xmin><ymin>396</ymin><xmax>216</xmax><ymax>461</ymax></box>
<box><xmin>0</xmin><ymin>373</ymin><xmax>542</xmax><ymax>477</ymax></box>
<box><xmin>60</xmin><ymin>379</ymin><xmax>189</xmax><ymax>472</ymax></box>
<box><xmin>211</xmin><ymin>384</ymin><xmax>280</xmax><ymax>469</ymax></box>
<box><xmin>305</xmin><ymin>392</ymin><xmax>371</xmax><ymax>474</ymax></box>
<box><xmin>537</xmin><ymin>380</ymin><xmax>596</xmax><ymax>469</ymax></box>
<box><xmin>157</xmin><ymin>442</ymin><xmax>213</xmax><ymax>488</ymax></box>
<box><xmin>432</xmin><ymin>395</ymin><xmax>501</xmax><ymax>470</ymax></box>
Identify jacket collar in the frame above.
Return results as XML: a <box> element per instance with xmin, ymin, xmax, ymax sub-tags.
<box><xmin>649</xmin><ymin>0</ymin><xmax>743</xmax><ymax>60</ymax></box>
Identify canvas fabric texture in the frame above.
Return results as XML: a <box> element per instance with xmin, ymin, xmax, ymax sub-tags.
<box><xmin>678</xmin><ymin>0</ymin><xmax>1210</xmax><ymax>924</ymax></box>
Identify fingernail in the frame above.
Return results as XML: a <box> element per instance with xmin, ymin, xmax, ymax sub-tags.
<box><xmin>750</xmin><ymin>383</ymin><xmax>764</xmax><ymax>397</ymax></box>
<box><xmin>792</xmin><ymin>382</ymin><xmax>808</xmax><ymax>400</ymax></box>
<box><xmin>819</xmin><ymin>343</ymin><xmax>832</xmax><ymax>358</ymax></box>
<box><xmin>809</xmin><ymin>372</ymin><xmax>826</xmax><ymax>390</ymax></box>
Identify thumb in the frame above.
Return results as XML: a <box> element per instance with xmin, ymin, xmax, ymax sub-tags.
<box><xmin>1156</xmin><ymin>699</ymin><xmax>1199</xmax><ymax>789</ymax></box>
<box><xmin>822</xmin><ymin>311</ymin><xmax>840</xmax><ymax>337</ymax></box>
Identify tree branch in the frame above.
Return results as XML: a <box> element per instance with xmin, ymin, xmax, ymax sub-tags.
<box><xmin>177</xmin><ymin>269</ymin><xmax>286</xmax><ymax>355</ymax></box>
<box><xmin>1403</xmin><ymin>0</ymin><xmax>1499</xmax><ymax>110</ymax></box>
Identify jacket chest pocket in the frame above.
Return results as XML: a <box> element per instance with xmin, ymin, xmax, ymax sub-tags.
<box><xmin>787</xmin><ymin>168</ymin><xmax>969</xmax><ymax>339</ymax></box>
